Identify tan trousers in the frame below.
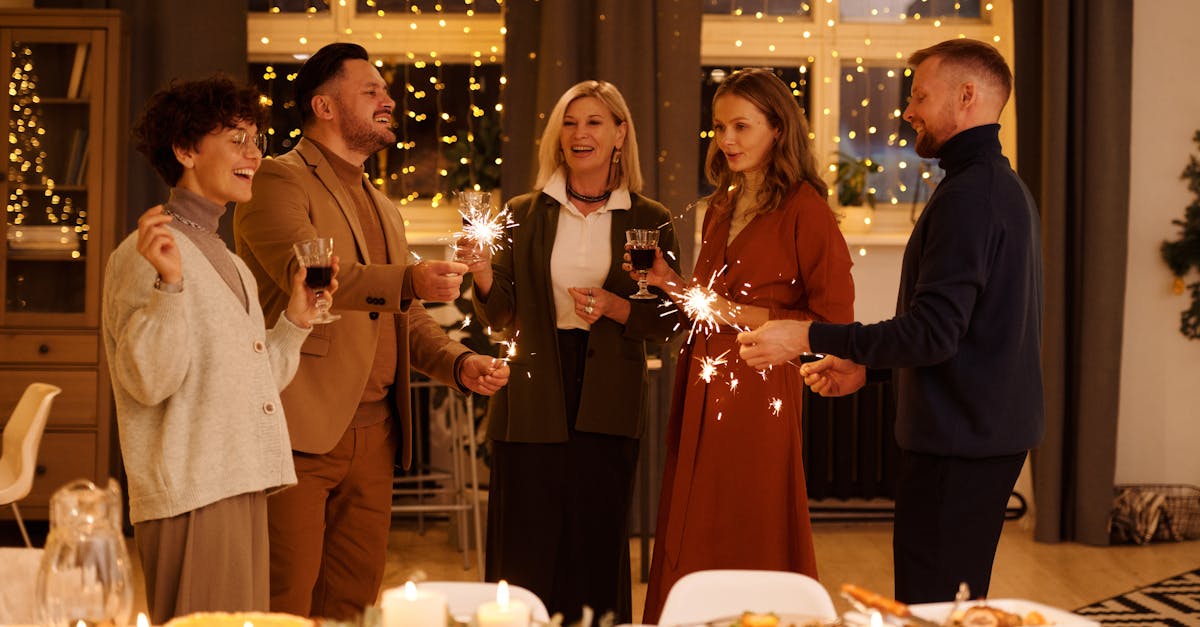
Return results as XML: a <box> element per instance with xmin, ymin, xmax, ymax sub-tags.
<box><xmin>268</xmin><ymin>419</ymin><xmax>398</xmax><ymax>620</ymax></box>
<box><xmin>134</xmin><ymin>491</ymin><xmax>269</xmax><ymax>625</ymax></box>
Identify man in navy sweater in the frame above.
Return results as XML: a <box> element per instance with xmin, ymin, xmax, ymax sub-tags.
<box><xmin>738</xmin><ymin>38</ymin><xmax>1043</xmax><ymax>603</ymax></box>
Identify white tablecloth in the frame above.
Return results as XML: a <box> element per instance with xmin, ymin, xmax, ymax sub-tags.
<box><xmin>0</xmin><ymin>547</ymin><xmax>43</xmax><ymax>625</ymax></box>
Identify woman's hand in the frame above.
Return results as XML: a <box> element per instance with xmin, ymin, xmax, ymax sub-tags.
<box><xmin>568</xmin><ymin>286</ymin><xmax>629</xmax><ymax>325</ymax></box>
<box><xmin>284</xmin><ymin>255</ymin><xmax>340</xmax><ymax>328</ymax></box>
<box><xmin>622</xmin><ymin>246</ymin><xmax>678</xmax><ymax>291</ymax></box>
<box><xmin>136</xmin><ymin>205</ymin><xmax>182</xmax><ymax>285</ymax></box>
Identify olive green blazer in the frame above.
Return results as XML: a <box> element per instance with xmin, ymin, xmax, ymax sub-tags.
<box><xmin>475</xmin><ymin>190</ymin><xmax>682</xmax><ymax>443</ymax></box>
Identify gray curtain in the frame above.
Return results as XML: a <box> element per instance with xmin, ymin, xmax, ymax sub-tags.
<box><xmin>500</xmin><ymin>0</ymin><xmax>701</xmax><ymax>266</ymax></box>
<box><xmin>1013</xmin><ymin>0</ymin><xmax>1132</xmax><ymax>544</ymax></box>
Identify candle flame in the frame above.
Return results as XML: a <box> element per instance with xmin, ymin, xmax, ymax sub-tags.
<box><xmin>870</xmin><ymin>610</ymin><xmax>884</xmax><ymax>627</ymax></box>
<box><xmin>497</xmin><ymin>579</ymin><xmax>510</xmax><ymax>608</ymax></box>
<box><xmin>137</xmin><ymin>615</ymin><xmax>150</xmax><ymax>627</ymax></box>
<box><xmin>405</xmin><ymin>580</ymin><xmax>418</xmax><ymax>601</ymax></box>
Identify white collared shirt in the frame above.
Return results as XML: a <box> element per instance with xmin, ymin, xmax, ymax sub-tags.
<box><xmin>543</xmin><ymin>168</ymin><xmax>631</xmax><ymax>330</ymax></box>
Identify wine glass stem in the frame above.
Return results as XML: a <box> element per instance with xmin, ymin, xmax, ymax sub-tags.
<box><xmin>316</xmin><ymin>290</ymin><xmax>329</xmax><ymax>313</ymax></box>
<box><xmin>638</xmin><ymin>271</ymin><xmax>649</xmax><ymax>293</ymax></box>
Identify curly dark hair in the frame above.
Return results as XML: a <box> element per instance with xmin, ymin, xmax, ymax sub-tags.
<box><xmin>132</xmin><ymin>74</ymin><xmax>269</xmax><ymax>186</ymax></box>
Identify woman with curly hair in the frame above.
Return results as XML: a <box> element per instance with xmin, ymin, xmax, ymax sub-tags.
<box><xmin>102</xmin><ymin>75</ymin><xmax>333</xmax><ymax>622</ymax></box>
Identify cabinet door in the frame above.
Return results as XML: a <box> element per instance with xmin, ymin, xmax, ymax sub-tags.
<box><xmin>1</xmin><ymin>28</ymin><xmax>105</xmax><ymax>328</ymax></box>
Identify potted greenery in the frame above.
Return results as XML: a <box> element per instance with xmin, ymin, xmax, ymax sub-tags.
<box><xmin>834</xmin><ymin>151</ymin><xmax>880</xmax><ymax>232</ymax></box>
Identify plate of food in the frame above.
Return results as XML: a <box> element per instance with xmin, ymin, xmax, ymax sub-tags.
<box><xmin>909</xmin><ymin>599</ymin><xmax>1099</xmax><ymax>627</ymax></box>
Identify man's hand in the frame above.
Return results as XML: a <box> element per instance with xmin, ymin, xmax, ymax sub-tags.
<box><xmin>136</xmin><ymin>205</ymin><xmax>182</xmax><ymax>284</ymax></box>
<box><xmin>457</xmin><ymin>354</ymin><xmax>510</xmax><ymax>396</ymax></box>
<box><xmin>412</xmin><ymin>260</ymin><xmax>467</xmax><ymax>302</ymax></box>
<box><xmin>800</xmin><ymin>355</ymin><xmax>867</xmax><ymax>397</ymax></box>
<box><xmin>736</xmin><ymin>319</ymin><xmax>812</xmax><ymax>369</ymax></box>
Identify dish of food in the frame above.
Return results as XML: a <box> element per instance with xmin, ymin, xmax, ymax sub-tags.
<box><xmin>909</xmin><ymin>599</ymin><xmax>1099</xmax><ymax>627</ymax></box>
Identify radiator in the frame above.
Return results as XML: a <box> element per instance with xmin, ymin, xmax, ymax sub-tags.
<box><xmin>801</xmin><ymin>380</ymin><xmax>900</xmax><ymax>514</ymax></box>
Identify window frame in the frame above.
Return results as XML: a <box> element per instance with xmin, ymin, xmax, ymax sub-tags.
<box><xmin>247</xmin><ymin>1</ymin><xmax>1016</xmax><ymax>241</ymax></box>
<box><xmin>700</xmin><ymin>1</ymin><xmax>1017</xmax><ymax>223</ymax></box>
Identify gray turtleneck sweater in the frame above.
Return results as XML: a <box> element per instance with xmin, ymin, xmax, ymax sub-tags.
<box><xmin>163</xmin><ymin>187</ymin><xmax>249</xmax><ymax>312</ymax></box>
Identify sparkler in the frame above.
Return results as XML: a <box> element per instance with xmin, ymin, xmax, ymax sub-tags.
<box><xmin>697</xmin><ymin>350</ymin><xmax>730</xmax><ymax>384</ymax></box>
<box><xmin>459</xmin><ymin>202</ymin><xmax>516</xmax><ymax>257</ymax></box>
<box><xmin>460</xmin><ymin>314</ymin><xmax>472</xmax><ymax>330</ymax></box>
<box><xmin>769</xmin><ymin>397</ymin><xmax>783</xmax><ymax>416</ymax></box>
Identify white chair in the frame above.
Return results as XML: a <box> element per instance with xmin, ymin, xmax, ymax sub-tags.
<box><xmin>657</xmin><ymin>569</ymin><xmax>837</xmax><ymax>626</ymax></box>
<box><xmin>418</xmin><ymin>581</ymin><xmax>551</xmax><ymax>624</ymax></box>
<box><xmin>0</xmin><ymin>382</ymin><xmax>62</xmax><ymax>547</ymax></box>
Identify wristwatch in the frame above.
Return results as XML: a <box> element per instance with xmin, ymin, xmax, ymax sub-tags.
<box><xmin>154</xmin><ymin>275</ymin><xmax>184</xmax><ymax>294</ymax></box>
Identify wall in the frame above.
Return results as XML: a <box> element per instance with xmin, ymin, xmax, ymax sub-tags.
<box><xmin>1117</xmin><ymin>0</ymin><xmax>1200</xmax><ymax>484</ymax></box>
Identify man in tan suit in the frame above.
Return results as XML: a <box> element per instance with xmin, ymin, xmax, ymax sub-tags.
<box><xmin>233</xmin><ymin>42</ymin><xmax>510</xmax><ymax>620</ymax></box>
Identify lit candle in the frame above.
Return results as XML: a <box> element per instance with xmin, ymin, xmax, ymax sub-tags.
<box><xmin>870</xmin><ymin>610</ymin><xmax>884</xmax><ymax>627</ymax></box>
<box><xmin>381</xmin><ymin>581</ymin><xmax>448</xmax><ymax>627</ymax></box>
<box><xmin>136</xmin><ymin>614</ymin><xmax>150</xmax><ymax>627</ymax></box>
<box><xmin>476</xmin><ymin>580</ymin><xmax>530</xmax><ymax>627</ymax></box>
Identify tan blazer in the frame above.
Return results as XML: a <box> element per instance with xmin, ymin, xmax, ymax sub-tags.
<box><xmin>233</xmin><ymin>138</ymin><xmax>468</xmax><ymax>468</ymax></box>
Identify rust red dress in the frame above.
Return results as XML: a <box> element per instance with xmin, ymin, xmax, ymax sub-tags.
<box><xmin>642</xmin><ymin>182</ymin><xmax>855</xmax><ymax>623</ymax></box>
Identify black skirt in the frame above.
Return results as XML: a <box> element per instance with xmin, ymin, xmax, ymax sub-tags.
<box><xmin>485</xmin><ymin>329</ymin><xmax>641</xmax><ymax>624</ymax></box>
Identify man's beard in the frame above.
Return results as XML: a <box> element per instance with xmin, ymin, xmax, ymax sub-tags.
<box><xmin>914</xmin><ymin>130</ymin><xmax>941</xmax><ymax>158</ymax></box>
<box><xmin>339</xmin><ymin>113</ymin><xmax>396</xmax><ymax>156</ymax></box>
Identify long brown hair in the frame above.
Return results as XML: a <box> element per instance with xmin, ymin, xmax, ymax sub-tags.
<box><xmin>704</xmin><ymin>68</ymin><xmax>828</xmax><ymax>218</ymax></box>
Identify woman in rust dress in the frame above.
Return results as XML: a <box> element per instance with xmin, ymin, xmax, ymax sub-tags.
<box><xmin>639</xmin><ymin>68</ymin><xmax>855</xmax><ymax>623</ymax></box>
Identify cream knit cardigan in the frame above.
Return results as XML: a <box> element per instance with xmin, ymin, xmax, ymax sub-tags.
<box><xmin>103</xmin><ymin>226</ymin><xmax>309</xmax><ymax>524</ymax></box>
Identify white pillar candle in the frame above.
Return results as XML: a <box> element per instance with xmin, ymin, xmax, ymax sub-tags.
<box><xmin>476</xmin><ymin>580</ymin><xmax>530</xmax><ymax>627</ymax></box>
<box><xmin>381</xmin><ymin>581</ymin><xmax>448</xmax><ymax>627</ymax></box>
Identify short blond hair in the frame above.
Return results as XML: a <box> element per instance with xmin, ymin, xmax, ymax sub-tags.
<box><xmin>909</xmin><ymin>38</ymin><xmax>1013</xmax><ymax>105</ymax></box>
<box><xmin>534</xmin><ymin>80</ymin><xmax>643</xmax><ymax>193</ymax></box>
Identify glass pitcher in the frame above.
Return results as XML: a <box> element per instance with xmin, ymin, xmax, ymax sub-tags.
<box><xmin>36</xmin><ymin>478</ymin><xmax>135</xmax><ymax>627</ymax></box>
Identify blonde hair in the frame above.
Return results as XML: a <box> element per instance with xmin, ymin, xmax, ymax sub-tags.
<box><xmin>534</xmin><ymin>80</ymin><xmax>643</xmax><ymax>193</ymax></box>
<box><xmin>705</xmin><ymin>68</ymin><xmax>828</xmax><ymax>219</ymax></box>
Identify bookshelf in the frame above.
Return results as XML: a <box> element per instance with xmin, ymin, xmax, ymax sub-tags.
<box><xmin>0</xmin><ymin>9</ymin><xmax>124</xmax><ymax>519</ymax></box>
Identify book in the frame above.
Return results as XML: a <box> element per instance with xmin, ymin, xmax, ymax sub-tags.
<box><xmin>66</xmin><ymin>43</ymin><xmax>88</xmax><ymax>99</ymax></box>
<box><xmin>64</xmin><ymin>128</ymin><xmax>88</xmax><ymax>185</ymax></box>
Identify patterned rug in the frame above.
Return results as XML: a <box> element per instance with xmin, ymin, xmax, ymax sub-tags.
<box><xmin>1074</xmin><ymin>568</ymin><xmax>1200</xmax><ymax>625</ymax></box>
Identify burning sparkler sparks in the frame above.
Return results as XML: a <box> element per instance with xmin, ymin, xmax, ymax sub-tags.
<box><xmin>460</xmin><ymin>314</ymin><xmax>472</xmax><ymax>330</ymax></box>
<box><xmin>769</xmin><ymin>397</ymin><xmax>783</xmax><ymax>416</ymax></box>
<box><xmin>697</xmin><ymin>350</ymin><xmax>730</xmax><ymax>384</ymax></box>
<box><xmin>459</xmin><ymin>202</ymin><xmax>516</xmax><ymax>256</ymax></box>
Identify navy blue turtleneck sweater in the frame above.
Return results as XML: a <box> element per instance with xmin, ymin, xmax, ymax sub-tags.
<box><xmin>810</xmin><ymin>124</ymin><xmax>1044</xmax><ymax>457</ymax></box>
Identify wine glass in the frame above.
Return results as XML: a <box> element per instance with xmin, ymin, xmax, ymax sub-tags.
<box><xmin>455</xmin><ymin>190</ymin><xmax>492</xmax><ymax>264</ymax></box>
<box><xmin>626</xmin><ymin>228</ymin><xmax>660</xmax><ymax>300</ymax></box>
<box><xmin>293</xmin><ymin>237</ymin><xmax>341</xmax><ymax>324</ymax></box>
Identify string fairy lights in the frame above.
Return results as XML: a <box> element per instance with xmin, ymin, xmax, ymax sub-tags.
<box><xmin>248</xmin><ymin>0</ymin><xmax>504</xmax><ymax>206</ymax></box>
<box><xmin>7</xmin><ymin>44</ymin><xmax>88</xmax><ymax>259</ymax></box>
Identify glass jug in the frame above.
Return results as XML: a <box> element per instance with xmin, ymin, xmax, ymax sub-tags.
<box><xmin>36</xmin><ymin>478</ymin><xmax>135</xmax><ymax>627</ymax></box>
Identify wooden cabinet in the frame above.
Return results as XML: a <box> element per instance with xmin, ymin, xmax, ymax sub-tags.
<box><xmin>0</xmin><ymin>9</ymin><xmax>124</xmax><ymax>519</ymax></box>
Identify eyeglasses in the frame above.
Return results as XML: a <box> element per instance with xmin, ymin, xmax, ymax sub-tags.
<box><xmin>231</xmin><ymin>129</ymin><xmax>269</xmax><ymax>156</ymax></box>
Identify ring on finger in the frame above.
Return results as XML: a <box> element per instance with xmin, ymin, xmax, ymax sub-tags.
<box><xmin>587</xmin><ymin>296</ymin><xmax>595</xmax><ymax>306</ymax></box>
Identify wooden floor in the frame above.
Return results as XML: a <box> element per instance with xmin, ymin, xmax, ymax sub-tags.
<box><xmin>383</xmin><ymin>514</ymin><xmax>1200</xmax><ymax>619</ymax></box>
<box><xmin>8</xmin><ymin>515</ymin><xmax>1200</xmax><ymax>621</ymax></box>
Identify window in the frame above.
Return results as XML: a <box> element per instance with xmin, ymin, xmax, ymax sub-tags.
<box><xmin>698</xmin><ymin>0</ymin><xmax>1013</xmax><ymax>225</ymax></box>
<box><xmin>247</xmin><ymin>0</ymin><xmax>504</xmax><ymax>220</ymax></box>
<box><xmin>247</xmin><ymin>0</ymin><xmax>1014</xmax><ymax>233</ymax></box>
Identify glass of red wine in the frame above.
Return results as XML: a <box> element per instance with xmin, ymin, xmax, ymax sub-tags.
<box><xmin>292</xmin><ymin>237</ymin><xmax>341</xmax><ymax>324</ymax></box>
<box><xmin>626</xmin><ymin>228</ymin><xmax>659</xmax><ymax>300</ymax></box>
